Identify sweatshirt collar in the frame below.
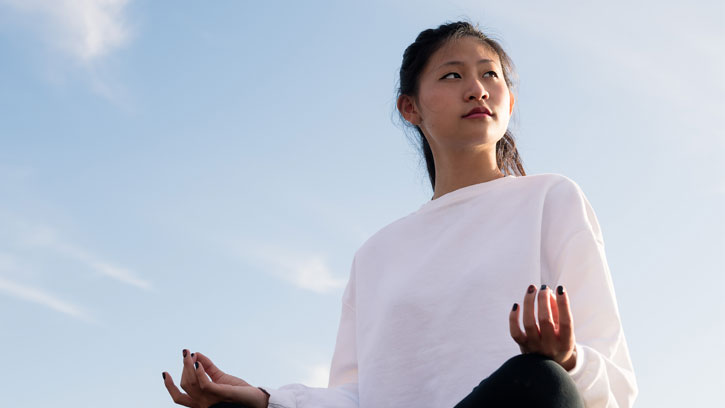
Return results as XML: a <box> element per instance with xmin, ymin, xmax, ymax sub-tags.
<box><xmin>415</xmin><ymin>175</ymin><xmax>517</xmax><ymax>215</ymax></box>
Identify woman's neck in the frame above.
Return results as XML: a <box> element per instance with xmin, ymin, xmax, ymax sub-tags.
<box><xmin>431</xmin><ymin>149</ymin><xmax>504</xmax><ymax>200</ymax></box>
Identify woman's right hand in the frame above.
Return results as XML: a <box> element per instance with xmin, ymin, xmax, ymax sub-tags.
<box><xmin>162</xmin><ymin>350</ymin><xmax>270</xmax><ymax>408</ymax></box>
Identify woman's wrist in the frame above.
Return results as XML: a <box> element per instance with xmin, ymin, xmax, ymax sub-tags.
<box><xmin>258</xmin><ymin>387</ymin><xmax>271</xmax><ymax>407</ymax></box>
<box><xmin>561</xmin><ymin>346</ymin><xmax>578</xmax><ymax>371</ymax></box>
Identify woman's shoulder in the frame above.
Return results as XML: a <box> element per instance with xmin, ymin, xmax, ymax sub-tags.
<box><xmin>517</xmin><ymin>172</ymin><xmax>590</xmax><ymax>202</ymax></box>
<box><xmin>352</xmin><ymin>210</ymin><xmax>419</xmax><ymax>261</ymax></box>
<box><xmin>519</xmin><ymin>172</ymin><xmax>582</xmax><ymax>189</ymax></box>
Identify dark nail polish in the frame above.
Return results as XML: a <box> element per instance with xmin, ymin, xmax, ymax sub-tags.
<box><xmin>512</xmin><ymin>303</ymin><xmax>518</xmax><ymax>311</ymax></box>
<box><xmin>527</xmin><ymin>285</ymin><xmax>535</xmax><ymax>294</ymax></box>
<box><xmin>191</xmin><ymin>353</ymin><xmax>195</xmax><ymax>358</ymax></box>
<box><xmin>194</xmin><ymin>362</ymin><xmax>199</xmax><ymax>369</ymax></box>
<box><xmin>557</xmin><ymin>285</ymin><xmax>564</xmax><ymax>295</ymax></box>
<box><xmin>162</xmin><ymin>372</ymin><xmax>166</xmax><ymax>380</ymax></box>
<box><xmin>540</xmin><ymin>284</ymin><xmax>548</xmax><ymax>291</ymax></box>
<box><xmin>183</xmin><ymin>349</ymin><xmax>187</xmax><ymax>358</ymax></box>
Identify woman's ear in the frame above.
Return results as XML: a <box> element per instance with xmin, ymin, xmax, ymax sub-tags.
<box><xmin>509</xmin><ymin>90</ymin><xmax>516</xmax><ymax>116</ymax></box>
<box><xmin>397</xmin><ymin>94</ymin><xmax>422</xmax><ymax>126</ymax></box>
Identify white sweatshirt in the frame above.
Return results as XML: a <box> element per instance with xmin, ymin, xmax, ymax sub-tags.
<box><xmin>263</xmin><ymin>173</ymin><xmax>638</xmax><ymax>408</ymax></box>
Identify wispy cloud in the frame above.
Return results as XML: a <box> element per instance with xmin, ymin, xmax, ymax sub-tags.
<box><xmin>0</xmin><ymin>276</ymin><xmax>92</xmax><ymax>321</ymax></box>
<box><xmin>291</xmin><ymin>256</ymin><xmax>346</xmax><ymax>293</ymax></box>
<box><xmin>0</xmin><ymin>0</ymin><xmax>134</xmax><ymax>105</ymax></box>
<box><xmin>0</xmin><ymin>0</ymin><xmax>133</xmax><ymax>62</ymax></box>
<box><xmin>18</xmin><ymin>222</ymin><xmax>152</xmax><ymax>290</ymax></box>
<box><xmin>231</xmin><ymin>241</ymin><xmax>346</xmax><ymax>294</ymax></box>
<box><xmin>0</xmin><ymin>212</ymin><xmax>152</xmax><ymax>290</ymax></box>
<box><xmin>302</xmin><ymin>363</ymin><xmax>331</xmax><ymax>388</ymax></box>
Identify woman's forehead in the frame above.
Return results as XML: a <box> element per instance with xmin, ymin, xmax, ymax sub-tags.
<box><xmin>428</xmin><ymin>37</ymin><xmax>501</xmax><ymax>70</ymax></box>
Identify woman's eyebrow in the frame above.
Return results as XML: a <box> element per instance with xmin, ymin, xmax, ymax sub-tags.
<box><xmin>434</xmin><ymin>59</ymin><xmax>494</xmax><ymax>71</ymax></box>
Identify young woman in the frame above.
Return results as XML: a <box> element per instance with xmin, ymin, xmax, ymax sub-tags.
<box><xmin>162</xmin><ymin>21</ymin><xmax>638</xmax><ymax>408</ymax></box>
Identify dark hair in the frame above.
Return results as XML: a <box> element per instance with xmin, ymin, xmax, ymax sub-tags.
<box><xmin>396</xmin><ymin>20</ymin><xmax>526</xmax><ymax>190</ymax></box>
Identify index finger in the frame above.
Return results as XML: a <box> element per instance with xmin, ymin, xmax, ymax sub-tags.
<box><xmin>508</xmin><ymin>302</ymin><xmax>527</xmax><ymax>347</ymax></box>
<box><xmin>162</xmin><ymin>372</ymin><xmax>195</xmax><ymax>407</ymax></box>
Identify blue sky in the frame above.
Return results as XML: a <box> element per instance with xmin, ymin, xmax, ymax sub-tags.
<box><xmin>0</xmin><ymin>1</ymin><xmax>722</xmax><ymax>407</ymax></box>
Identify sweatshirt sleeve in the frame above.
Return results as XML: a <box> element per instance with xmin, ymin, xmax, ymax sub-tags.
<box><xmin>260</xmin><ymin>257</ymin><xmax>360</xmax><ymax>408</ymax></box>
<box><xmin>540</xmin><ymin>177</ymin><xmax>638</xmax><ymax>408</ymax></box>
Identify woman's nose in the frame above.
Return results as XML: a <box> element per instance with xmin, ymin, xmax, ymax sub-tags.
<box><xmin>466</xmin><ymin>79</ymin><xmax>489</xmax><ymax>100</ymax></box>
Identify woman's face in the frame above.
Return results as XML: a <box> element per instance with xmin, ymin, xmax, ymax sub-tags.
<box><xmin>401</xmin><ymin>36</ymin><xmax>515</xmax><ymax>154</ymax></box>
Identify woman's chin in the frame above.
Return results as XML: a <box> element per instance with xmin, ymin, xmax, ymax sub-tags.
<box><xmin>452</xmin><ymin>133</ymin><xmax>505</xmax><ymax>148</ymax></box>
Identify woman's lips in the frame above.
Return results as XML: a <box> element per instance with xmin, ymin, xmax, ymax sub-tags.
<box><xmin>463</xmin><ymin>112</ymin><xmax>491</xmax><ymax>118</ymax></box>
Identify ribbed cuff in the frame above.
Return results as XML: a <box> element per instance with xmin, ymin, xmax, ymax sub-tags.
<box><xmin>259</xmin><ymin>386</ymin><xmax>298</xmax><ymax>408</ymax></box>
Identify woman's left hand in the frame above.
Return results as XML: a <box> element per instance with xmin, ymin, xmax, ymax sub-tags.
<box><xmin>163</xmin><ymin>350</ymin><xmax>224</xmax><ymax>408</ymax></box>
<box><xmin>162</xmin><ymin>350</ymin><xmax>269</xmax><ymax>408</ymax></box>
<box><xmin>509</xmin><ymin>284</ymin><xmax>577</xmax><ymax>371</ymax></box>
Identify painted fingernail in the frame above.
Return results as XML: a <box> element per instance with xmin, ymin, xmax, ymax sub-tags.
<box><xmin>191</xmin><ymin>353</ymin><xmax>195</xmax><ymax>358</ymax></box>
<box><xmin>512</xmin><ymin>303</ymin><xmax>518</xmax><ymax>311</ymax></box>
<box><xmin>183</xmin><ymin>349</ymin><xmax>187</xmax><ymax>358</ymax></box>
<box><xmin>527</xmin><ymin>285</ymin><xmax>535</xmax><ymax>294</ymax></box>
<box><xmin>162</xmin><ymin>372</ymin><xmax>166</xmax><ymax>380</ymax></box>
<box><xmin>194</xmin><ymin>361</ymin><xmax>199</xmax><ymax>369</ymax></box>
<box><xmin>540</xmin><ymin>284</ymin><xmax>548</xmax><ymax>291</ymax></box>
<box><xmin>557</xmin><ymin>285</ymin><xmax>564</xmax><ymax>295</ymax></box>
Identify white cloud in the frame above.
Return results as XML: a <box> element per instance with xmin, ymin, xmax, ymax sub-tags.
<box><xmin>0</xmin><ymin>0</ymin><xmax>132</xmax><ymax>62</ymax></box>
<box><xmin>302</xmin><ymin>363</ymin><xmax>331</xmax><ymax>388</ymax></box>
<box><xmin>0</xmin><ymin>276</ymin><xmax>91</xmax><ymax>321</ymax></box>
<box><xmin>287</xmin><ymin>255</ymin><xmax>346</xmax><ymax>293</ymax></box>
<box><xmin>21</xmin><ymin>224</ymin><xmax>152</xmax><ymax>290</ymax></box>
<box><xmin>232</xmin><ymin>241</ymin><xmax>346</xmax><ymax>294</ymax></box>
<box><xmin>54</xmin><ymin>241</ymin><xmax>153</xmax><ymax>290</ymax></box>
<box><xmin>0</xmin><ymin>0</ymin><xmax>134</xmax><ymax>104</ymax></box>
<box><xmin>0</xmin><ymin>213</ymin><xmax>152</xmax><ymax>290</ymax></box>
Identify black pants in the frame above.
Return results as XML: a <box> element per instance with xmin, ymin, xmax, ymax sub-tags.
<box><xmin>212</xmin><ymin>353</ymin><xmax>584</xmax><ymax>408</ymax></box>
<box><xmin>453</xmin><ymin>353</ymin><xmax>585</xmax><ymax>408</ymax></box>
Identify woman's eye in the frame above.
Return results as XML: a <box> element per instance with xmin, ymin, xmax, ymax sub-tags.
<box><xmin>441</xmin><ymin>71</ymin><xmax>497</xmax><ymax>79</ymax></box>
